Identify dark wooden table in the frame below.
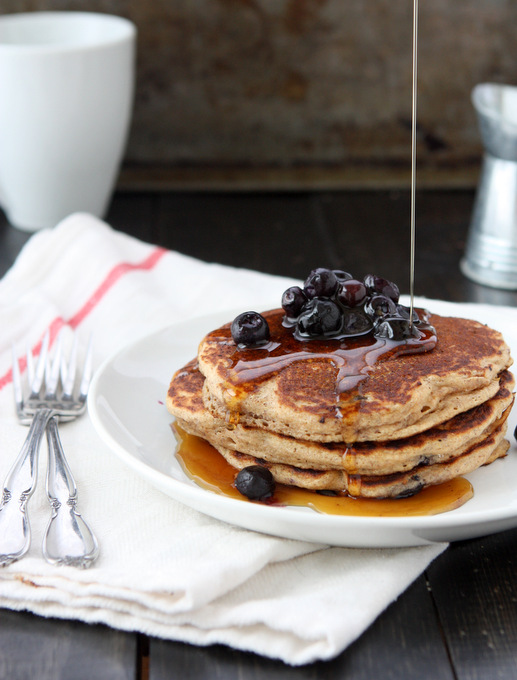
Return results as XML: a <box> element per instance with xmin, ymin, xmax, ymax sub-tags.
<box><xmin>1</xmin><ymin>188</ymin><xmax>517</xmax><ymax>680</ymax></box>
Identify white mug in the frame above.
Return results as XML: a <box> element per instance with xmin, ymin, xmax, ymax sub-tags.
<box><xmin>0</xmin><ymin>12</ymin><xmax>136</xmax><ymax>232</ymax></box>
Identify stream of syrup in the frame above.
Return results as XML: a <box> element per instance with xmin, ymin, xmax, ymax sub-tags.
<box><xmin>172</xmin><ymin>0</ymin><xmax>474</xmax><ymax>518</ymax></box>
<box><xmin>409</xmin><ymin>0</ymin><xmax>419</xmax><ymax>325</ymax></box>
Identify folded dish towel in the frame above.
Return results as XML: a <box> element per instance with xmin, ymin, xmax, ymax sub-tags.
<box><xmin>0</xmin><ymin>213</ymin><xmax>456</xmax><ymax>664</ymax></box>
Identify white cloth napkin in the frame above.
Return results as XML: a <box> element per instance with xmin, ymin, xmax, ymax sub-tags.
<box><xmin>0</xmin><ymin>213</ymin><xmax>468</xmax><ymax>664</ymax></box>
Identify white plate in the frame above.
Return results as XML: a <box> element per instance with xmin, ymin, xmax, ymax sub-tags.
<box><xmin>88</xmin><ymin>302</ymin><xmax>517</xmax><ymax>548</ymax></box>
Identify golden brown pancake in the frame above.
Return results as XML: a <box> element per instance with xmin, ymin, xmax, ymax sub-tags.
<box><xmin>168</xmin><ymin>361</ymin><xmax>514</xmax><ymax>476</ymax></box>
<box><xmin>214</xmin><ymin>430</ymin><xmax>509</xmax><ymax>498</ymax></box>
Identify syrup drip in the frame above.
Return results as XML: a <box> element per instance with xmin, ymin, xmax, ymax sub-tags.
<box><xmin>343</xmin><ymin>447</ymin><xmax>359</xmax><ymax>475</ymax></box>
<box><xmin>210</xmin><ymin>310</ymin><xmax>436</xmax><ymax>402</ymax></box>
<box><xmin>174</xmin><ymin>427</ymin><xmax>474</xmax><ymax>517</ymax></box>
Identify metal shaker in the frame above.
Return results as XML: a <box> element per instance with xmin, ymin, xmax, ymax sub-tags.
<box><xmin>461</xmin><ymin>83</ymin><xmax>517</xmax><ymax>289</ymax></box>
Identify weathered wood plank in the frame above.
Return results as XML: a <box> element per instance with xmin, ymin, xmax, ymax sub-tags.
<box><xmin>155</xmin><ymin>192</ymin><xmax>329</xmax><ymax>280</ymax></box>
<box><xmin>0</xmin><ymin>609</ymin><xmax>137</xmax><ymax>680</ymax></box>
<box><xmin>105</xmin><ymin>192</ymin><xmax>159</xmax><ymax>244</ymax></box>
<box><xmin>317</xmin><ymin>189</ymin><xmax>517</xmax><ymax>306</ymax></box>
<box><xmin>427</xmin><ymin>530</ymin><xmax>517</xmax><ymax>680</ymax></box>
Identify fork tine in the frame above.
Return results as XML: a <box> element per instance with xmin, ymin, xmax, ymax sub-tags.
<box><xmin>78</xmin><ymin>335</ymin><xmax>93</xmax><ymax>401</ymax></box>
<box><xmin>30</xmin><ymin>332</ymin><xmax>49</xmax><ymax>396</ymax></box>
<box><xmin>45</xmin><ymin>331</ymin><xmax>63</xmax><ymax>398</ymax></box>
<box><xmin>61</xmin><ymin>334</ymin><xmax>78</xmax><ymax>399</ymax></box>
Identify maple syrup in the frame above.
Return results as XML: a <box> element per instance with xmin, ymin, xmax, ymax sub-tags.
<box><xmin>174</xmin><ymin>426</ymin><xmax>474</xmax><ymax>517</ymax></box>
<box><xmin>208</xmin><ymin>309</ymin><xmax>436</xmax><ymax>400</ymax></box>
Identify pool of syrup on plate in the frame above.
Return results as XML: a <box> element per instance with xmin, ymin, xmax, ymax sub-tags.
<box><xmin>174</xmin><ymin>425</ymin><xmax>473</xmax><ymax>517</ymax></box>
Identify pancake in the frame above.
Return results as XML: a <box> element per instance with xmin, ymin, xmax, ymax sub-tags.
<box><xmin>197</xmin><ymin>311</ymin><xmax>512</xmax><ymax>443</ymax></box>
<box><xmin>168</xmin><ymin>360</ymin><xmax>514</xmax><ymax>476</ymax></box>
<box><xmin>166</xmin><ymin>304</ymin><xmax>514</xmax><ymax>500</ymax></box>
<box><xmin>215</xmin><ymin>428</ymin><xmax>509</xmax><ymax>498</ymax></box>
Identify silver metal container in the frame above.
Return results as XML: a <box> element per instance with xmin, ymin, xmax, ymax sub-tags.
<box><xmin>461</xmin><ymin>83</ymin><xmax>517</xmax><ymax>289</ymax></box>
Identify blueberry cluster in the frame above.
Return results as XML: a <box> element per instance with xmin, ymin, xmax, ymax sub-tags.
<box><xmin>282</xmin><ymin>268</ymin><xmax>420</xmax><ymax>341</ymax></box>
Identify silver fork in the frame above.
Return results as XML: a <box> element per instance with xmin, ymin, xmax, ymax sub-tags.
<box><xmin>0</xmin><ymin>331</ymin><xmax>98</xmax><ymax>568</ymax></box>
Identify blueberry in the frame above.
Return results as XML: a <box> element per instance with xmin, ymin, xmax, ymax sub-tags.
<box><xmin>231</xmin><ymin>312</ymin><xmax>270</xmax><ymax>346</ymax></box>
<box><xmin>296</xmin><ymin>299</ymin><xmax>343</xmax><ymax>337</ymax></box>
<box><xmin>363</xmin><ymin>274</ymin><xmax>400</xmax><ymax>303</ymax></box>
<box><xmin>332</xmin><ymin>269</ymin><xmax>354</xmax><ymax>283</ymax></box>
<box><xmin>336</xmin><ymin>279</ymin><xmax>367</xmax><ymax>307</ymax></box>
<box><xmin>341</xmin><ymin>309</ymin><xmax>373</xmax><ymax>336</ymax></box>
<box><xmin>396</xmin><ymin>304</ymin><xmax>420</xmax><ymax>324</ymax></box>
<box><xmin>304</xmin><ymin>268</ymin><xmax>339</xmax><ymax>299</ymax></box>
<box><xmin>364</xmin><ymin>295</ymin><xmax>397</xmax><ymax>319</ymax></box>
<box><xmin>374</xmin><ymin>317</ymin><xmax>415</xmax><ymax>340</ymax></box>
<box><xmin>282</xmin><ymin>286</ymin><xmax>307</xmax><ymax>318</ymax></box>
<box><xmin>235</xmin><ymin>465</ymin><xmax>275</xmax><ymax>500</ymax></box>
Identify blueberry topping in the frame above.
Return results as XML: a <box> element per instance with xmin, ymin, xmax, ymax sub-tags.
<box><xmin>364</xmin><ymin>295</ymin><xmax>397</xmax><ymax>319</ymax></box>
<box><xmin>337</xmin><ymin>279</ymin><xmax>367</xmax><ymax>307</ymax></box>
<box><xmin>342</xmin><ymin>309</ymin><xmax>373</xmax><ymax>336</ymax></box>
<box><xmin>332</xmin><ymin>269</ymin><xmax>354</xmax><ymax>283</ymax></box>
<box><xmin>304</xmin><ymin>268</ymin><xmax>339</xmax><ymax>299</ymax></box>
<box><xmin>375</xmin><ymin>317</ymin><xmax>415</xmax><ymax>340</ymax></box>
<box><xmin>231</xmin><ymin>311</ymin><xmax>270</xmax><ymax>346</ymax></box>
<box><xmin>279</xmin><ymin>267</ymin><xmax>433</xmax><ymax>342</ymax></box>
<box><xmin>297</xmin><ymin>299</ymin><xmax>343</xmax><ymax>338</ymax></box>
<box><xmin>282</xmin><ymin>286</ymin><xmax>307</xmax><ymax>318</ymax></box>
<box><xmin>396</xmin><ymin>304</ymin><xmax>421</xmax><ymax>324</ymax></box>
<box><xmin>235</xmin><ymin>465</ymin><xmax>275</xmax><ymax>500</ymax></box>
<box><xmin>363</xmin><ymin>274</ymin><xmax>400</xmax><ymax>303</ymax></box>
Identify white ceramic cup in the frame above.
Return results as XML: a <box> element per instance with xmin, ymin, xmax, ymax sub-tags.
<box><xmin>0</xmin><ymin>12</ymin><xmax>136</xmax><ymax>231</ymax></box>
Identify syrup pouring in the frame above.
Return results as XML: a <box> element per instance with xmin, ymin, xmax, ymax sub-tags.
<box><xmin>409</xmin><ymin>0</ymin><xmax>419</xmax><ymax>328</ymax></box>
<box><xmin>174</xmin><ymin>0</ymin><xmax>474</xmax><ymax>515</ymax></box>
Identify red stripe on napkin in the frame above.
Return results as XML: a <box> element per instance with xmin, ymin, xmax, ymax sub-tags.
<box><xmin>0</xmin><ymin>246</ymin><xmax>167</xmax><ymax>391</ymax></box>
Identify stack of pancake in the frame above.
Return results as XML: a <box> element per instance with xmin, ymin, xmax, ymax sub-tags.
<box><xmin>167</xmin><ymin>309</ymin><xmax>514</xmax><ymax>499</ymax></box>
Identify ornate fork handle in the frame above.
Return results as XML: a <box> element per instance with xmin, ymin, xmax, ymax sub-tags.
<box><xmin>0</xmin><ymin>408</ymin><xmax>52</xmax><ymax>567</ymax></box>
<box><xmin>43</xmin><ymin>416</ymin><xmax>99</xmax><ymax>568</ymax></box>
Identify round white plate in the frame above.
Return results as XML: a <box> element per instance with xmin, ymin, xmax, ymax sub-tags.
<box><xmin>88</xmin><ymin>301</ymin><xmax>517</xmax><ymax>548</ymax></box>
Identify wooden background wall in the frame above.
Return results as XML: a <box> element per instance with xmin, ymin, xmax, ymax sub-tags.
<box><xmin>3</xmin><ymin>0</ymin><xmax>516</xmax><ymax>189</ymax></box>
